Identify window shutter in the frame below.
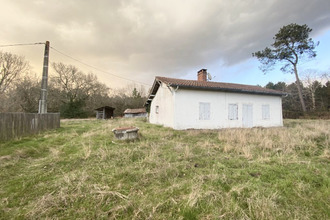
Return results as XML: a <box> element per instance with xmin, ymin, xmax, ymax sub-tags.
<box><xmin>262</xmin><ymin>105</ymin><xmax>270</xmax><ymax>120</ymax></box>
<box><xmin>199</xmin><ymin>102</ymin><xmax>210</xmax><ymax>120</ymax></box>
<box><xmin>228</xmin><ymin>104</ymin><xmax>238</xmax><ymax>120</ymax></box>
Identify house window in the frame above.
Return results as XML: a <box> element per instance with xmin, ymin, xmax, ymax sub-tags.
<box><xmin>199</xmin><ymin>102</ymin><xmax>210</xmax><ymax>120</ymax></box>
<box><xmin>228</xmin><ymin>104</ymin><xmax>238</xmax><ymax>120</ymax></box>
<box><xmin>262</xmin><ymin>105</ymin><xmax>270</xmax><ymax>120</ymax></box>
<box><xmin>155</xmin><ymin>106</ymin><xmax>159</xmax><ymax>114</ymax></box>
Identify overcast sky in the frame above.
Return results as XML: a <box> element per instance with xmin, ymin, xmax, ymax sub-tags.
<box><xmin>1</xmin><ymin>0</ymin><xmax>330</xmax><ymax>89</ymax></box>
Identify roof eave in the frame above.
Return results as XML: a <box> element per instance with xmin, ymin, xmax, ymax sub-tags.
<box><xmin>144</xmin><ymin>79</ymin><xmax>161</xmax><ymax>106</ymax></box>
<box><xmin>169</xmin><ymin>84</ymin><xmax>286</xmax><ymax>96</ymax></box>
<box><xmin>95</xmin><ymin>106</ymin><xmax>115</xmax><ymax>111</ymax></box>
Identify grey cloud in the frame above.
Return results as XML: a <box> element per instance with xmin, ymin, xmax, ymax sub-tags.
<box><xmin>1</xmin><ymin>0</ymin><xmax>330</xmax><ymax>85</ymax></box>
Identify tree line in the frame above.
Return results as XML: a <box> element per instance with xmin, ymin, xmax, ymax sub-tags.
<box><xmin>264</xmin><ymin>77</ymin><xmax>329</xmax><ymax>118</ymax></box>
<box><xmin>0</xmin><ymin>51</ymin><xmax>147</xmax><ymax>118</ymax></box>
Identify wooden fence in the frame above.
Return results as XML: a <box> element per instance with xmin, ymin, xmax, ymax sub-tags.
<box><xmin>0</xmin><ymin>113</ymin><xmax>60</xmax><ymax>141</ymax></box>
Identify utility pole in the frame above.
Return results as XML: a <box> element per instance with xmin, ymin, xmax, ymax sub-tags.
<box><xmin>38</xmin><ymin>41</ymin><xmax>49</xmax><ymax>114</ymax></box>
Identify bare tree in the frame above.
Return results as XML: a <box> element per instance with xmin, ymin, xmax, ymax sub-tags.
<box><xmin>51</xmin><ymin>62</ymin><xmax>85</xmax><ymax>101</ymax></box>
<box><xmin>0</xmin><ymin>51</ymin><xmax>29</xmax><ymax>93</ymax></box>
<box><xmin>302</xmin><ymin>70</ymin><xmax>329</xmax><ymax>111</ymax></box>
<box><xmin>302</xmin><ymin>70</ymin><xmax>320</xmax><ymax>111</ymax></box>
<box><xmin>13</xmin><ymin>74</ymin><xmax>40</xmax><ymax>112</ymax></box>
<box><xmin>108</xmin><ymin>83</ymin><xmax>148</xmax><ymax>116</ymax></box>
<box><xmin>51</xmin><ymin>62</ymin><xmax>111</xmax><ymax>117</ymax></box>
<box><xmin>114</xmin><ymin>83</ymin><xmax>148</xmax><ymax>97</ymax></box>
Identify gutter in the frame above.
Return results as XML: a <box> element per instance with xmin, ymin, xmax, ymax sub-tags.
<box><xmin>168</xmin><ymin>84</ymin><xmax>287</xmax><ymax>97</ymax></box>
<box><xmin>167</xmin><ymin>83</ymin><xmax>179</xmax><ymax>93</ymax></box>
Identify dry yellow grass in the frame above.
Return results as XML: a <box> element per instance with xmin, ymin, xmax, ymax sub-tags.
<box><xmin>217</xmin><ymin>120</ymin><xmax>329</xmax><ymax>160</ymax></box>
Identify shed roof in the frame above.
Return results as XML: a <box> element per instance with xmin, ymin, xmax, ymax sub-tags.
<box><xmin>95</xmin><ymin>106</ymin><xmax>115</xmax><ymax>111</ymax></box>
<box><xmin>145</xmin><ymin>76</ymin><xmax>287</xmax><ymax>106</ymax></box>
<box><xmin>124</xmin><ymin>108</ymin><xmax>147</xmax><ymax>114</ymax></box>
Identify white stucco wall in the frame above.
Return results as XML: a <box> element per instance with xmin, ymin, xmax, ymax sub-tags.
<box><xmin>149</xmin><ymin>83</ymin><xmax>175</xmax><ymax>127</ymax></box>
<box><xmin>172</xmin><ymin>89</ymin><xmax>283</xmax><ymax>130</ymax></box>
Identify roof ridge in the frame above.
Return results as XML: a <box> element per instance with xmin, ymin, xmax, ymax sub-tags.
<box><xmin>154</xmin><ymin>76</ymin><xmax>286</xmax><ymax>95</ymax></box>
<box><xmin>157</xmin><ymin>76</ymin><xmax>268</xmax><ymax>88</ymax></box>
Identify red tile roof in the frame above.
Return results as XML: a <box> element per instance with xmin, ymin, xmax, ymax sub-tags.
<box><xmin>155</xmin><ymin>76</ymin><xmax>286</xmax><ymax>96</ymax></box>
<box><xmin>145</xmin><ymin>76</ymin><xmax>286</xmax><ymax>106</ymax></box>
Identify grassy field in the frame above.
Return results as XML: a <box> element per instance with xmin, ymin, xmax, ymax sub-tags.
<box><xmin>0</xmin><ymin>118</ymin><xmax>329</xmax><ymax>219</ymax></box>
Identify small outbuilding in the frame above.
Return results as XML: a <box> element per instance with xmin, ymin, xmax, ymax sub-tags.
<box><xmin>95</xmin><ymin>106</ymin><xmax>115</xmax><ymax>119</ymax></box>
<box><xmin>124</xmin><ymin>108</ymin><xmax>148</xmax><ymax>118</ymax></box>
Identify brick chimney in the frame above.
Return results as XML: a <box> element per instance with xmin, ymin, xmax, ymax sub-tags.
<box><xmin>197</xmin><ymin>69</ymin><xmax>207</xmax><ymax>81</ymax></box>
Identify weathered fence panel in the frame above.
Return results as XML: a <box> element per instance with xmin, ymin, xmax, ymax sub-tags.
<box><xmin>0</xmin><ymin>113</ymin><xmax>60</xmax><ymax>141</ymax></box>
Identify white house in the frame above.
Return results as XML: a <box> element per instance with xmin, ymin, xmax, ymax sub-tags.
<box><xmin>145</xmin><ymin>69</ymin><xmax>286</xmax><ymax>130</ymax></box>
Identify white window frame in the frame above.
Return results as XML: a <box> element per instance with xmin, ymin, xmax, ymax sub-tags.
<box><xmin>262</xmin><ymin>104</ymin><xmax>270</xmax><ymax>120</ymax></box>
<box><xmin>199</xmin><ymin>102</ymin><xmax>210</xmax><ymax>120</ymax></box>
<box><xmin>155</xmin><ymin>105</ymin><xmax>159</xmax><ymax>114</ymax></box>
<box><xmin>228</xmin><ymin>104</ymin><xmax>238</xmax><ymax>120</ymax></box>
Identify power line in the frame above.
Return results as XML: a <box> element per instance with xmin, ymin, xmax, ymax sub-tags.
<box><xmin>0</xmin><ymin>42</ymin><xmax>152</xmax><ymax>87</ymax></box>
<box><xmin>0</xmin><ymin>42</ymin><xmax>44</xmax><ymax>47</ymax></box>
<box><xmin>50</xmin><ymin>46</ymin><xmax>152</xmax><ymax>87</ymax></box>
